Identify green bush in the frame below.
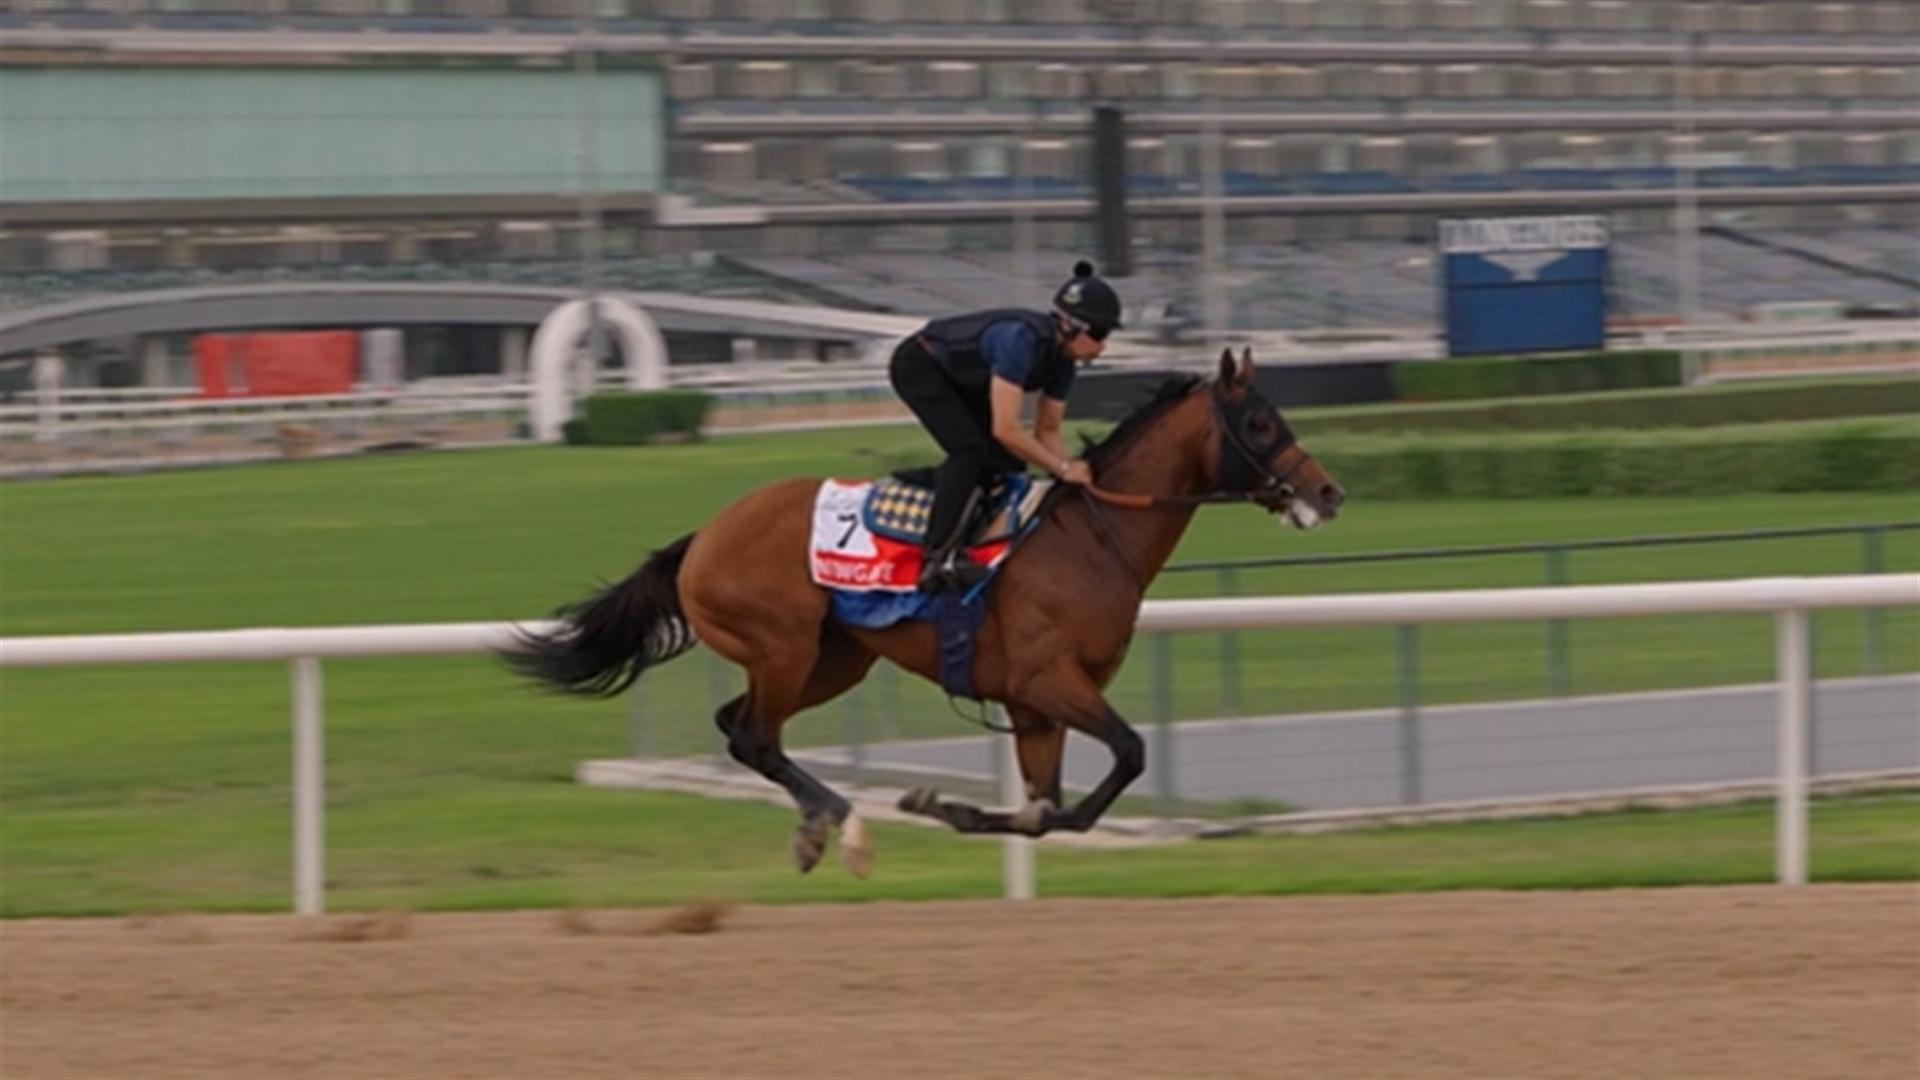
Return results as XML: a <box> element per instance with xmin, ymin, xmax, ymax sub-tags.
<box><xmin>1390</xmin><ymin>349</ymin><xmax>1682</xmax><ymax>402</ymax></box>
<box><xmin>574</xmin><ymin>390</ymin><xmax>713</xmax><ymax>446</ymax></box>
<box><xmin>1302</xmin><ymin>377</ymin><xmax>1920</xmax><ymax>436</ymax></box>
<box><xmin>1313</xmin><ymin>417</ymin><xmax>1920</xmax><ymax>499</ymax></box>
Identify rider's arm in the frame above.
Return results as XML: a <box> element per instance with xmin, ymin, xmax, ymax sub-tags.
<box><xmin>990</xmin><ymin>377</ymin><xmax>1072</xmax><ymax>477</ymax></box>
<box><xmin>979</xmin><ymin>322</ymin><xmax>1073</xmax><ymax>477</ymax></box>
<box><xmin>1033</xmin><ymin>394</ymin><xmax>1071</xmax><ymax>466</ymax></box>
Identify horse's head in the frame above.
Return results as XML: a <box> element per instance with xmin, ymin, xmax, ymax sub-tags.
<box><xmin>1209</xmin><ymin>347</ymin><xmax>1345</xmax><ymax>529</ymax></box>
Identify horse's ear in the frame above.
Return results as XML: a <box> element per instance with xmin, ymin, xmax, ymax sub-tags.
<box><xmin>1237</xmin><ymin>347</ymin><xmax>1255</xmax><ymax>384</ymax></box>
<box><xmin>1217</xmin><ymin>348</ymin><xmax>1237</xmax><ymax>385</ymax></box>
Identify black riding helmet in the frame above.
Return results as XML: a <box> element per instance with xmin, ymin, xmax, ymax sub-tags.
<box><xmin>1052</xmin><ymin>260</ymin><xmax>1123</xmax><ymax>339</ymax></box>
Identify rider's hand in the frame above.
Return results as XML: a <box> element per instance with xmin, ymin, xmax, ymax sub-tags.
<box><xmin>1058</xmin><ymin>459</ymin><xmax>1093</xmax><ymax>486</ymax></box>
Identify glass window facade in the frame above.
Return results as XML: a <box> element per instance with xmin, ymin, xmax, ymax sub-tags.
<box><xmin>0</xmin><ymin>65</ymin><xmax>666</xmax><ymax>201</ymax></box>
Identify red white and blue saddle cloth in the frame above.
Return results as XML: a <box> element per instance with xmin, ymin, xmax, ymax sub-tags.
<box><xmin>809</xmin><ymin>474</ymin><xmax>1047</xmax><ymax>629</ymax></box>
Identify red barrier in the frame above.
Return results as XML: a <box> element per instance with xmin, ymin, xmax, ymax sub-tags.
<box><xmin>193</xmin><ymin>332</ymin><xmax>358</xmax><ymax>398</ymax></box>
<box><xmin>192</xmin><ymin>334</ymin><xmax>240</xmax><ymax>398</ymax></box>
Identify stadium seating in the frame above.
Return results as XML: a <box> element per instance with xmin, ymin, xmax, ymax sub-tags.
<box><xmin>825</xmin><ymin>164</ymin><xmax>1912</xmax><ymax>207</ymax></box>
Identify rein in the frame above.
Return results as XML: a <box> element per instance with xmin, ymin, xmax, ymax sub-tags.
<box><xmin>1075</xmin><ymin>486</ymin><xmax>1150</xmax><ymax>592</ymax></box>
<box><xmin>1065</xmin><ymin>384</ymin><xmax>1316</xmax><ymax>588</ymax></box>
<box><xmin>1074</xmin><ymin>462</ymin><xmax>1306</xmax><ymax>590</ymax></box>
<box><xmin>1081</xmin><ymin>482</ymin><xmax>1278</xmax><ymax>511</ymax></box>
<box><xmin>1081</xmin><ymin>420</ymin><xmax>1318</xmax><ymax>512</ymax></box>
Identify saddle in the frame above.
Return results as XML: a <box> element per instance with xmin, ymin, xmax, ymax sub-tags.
<box><xmin>865</xmin><ymin>469</ymin><xmax>1050</xmax><ymax>548</ymax></box>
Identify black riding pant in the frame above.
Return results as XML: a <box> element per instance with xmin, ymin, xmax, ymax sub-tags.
<box><xmin>889</xmin><ymin>338</ymin><xmax>1022</xmax><ymax>550</ymax></box>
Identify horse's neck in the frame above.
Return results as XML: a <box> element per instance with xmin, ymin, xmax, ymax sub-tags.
<box><xmin>1092</xmin><ymin>397</ymin><xmax>1210</xmax><ymax>585</ymax></box>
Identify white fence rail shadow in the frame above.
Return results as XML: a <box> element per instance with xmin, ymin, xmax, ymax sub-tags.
<box><xmin>2</xmin><ymin>575</ymin><xmax>1915</xmax><ymax>912</ymax></box>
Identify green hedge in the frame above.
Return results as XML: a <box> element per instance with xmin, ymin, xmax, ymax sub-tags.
<box><xmin>1313</xmin><ymin>417</ymin><xmax>1920</xmax><ymax>499</ymax></box>
<box><xmin>1300</xmin><ymin>377</ymin><xmax>1920</xmax><ymax>436</ymax></box>
<box><xmin>571</xmin><ymin>390</ymin><xmax>713</xmax><ymax>446</ymax></box>
<box><xmin>1390</xmin><ymin>349</ymin><xmax>1681</xmax><ymax>402</ymax></box>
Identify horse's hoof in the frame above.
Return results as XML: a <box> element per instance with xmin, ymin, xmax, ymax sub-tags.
<box><xmin>1011</xmin><ymin>798</ymin><xmax>1056</xmax><ymax>837</ymax></box>
<box><xmin>839</xmin><ymin>813</ymin><xmax>873</xmax><ymax>879</ymax></box>
<box><xmin>898</xmin><ymin>786</ymin><xmax>940</xmax><ymax>816</ymax></box>
<box><xmin>792</xmin><ymin>815</ymin><xmax>830</xmax><ymax>874</ymax></box>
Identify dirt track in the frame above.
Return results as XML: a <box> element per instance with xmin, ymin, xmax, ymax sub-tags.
<box><xmin>3</xmin><ymin>886</ymin><xmax>1916</xmax><ymax>1080</ymax></box>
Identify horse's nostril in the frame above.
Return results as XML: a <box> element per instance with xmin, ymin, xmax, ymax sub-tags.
<box><xmin>1322</xmin><ymin>485</ymin><xmax>1345</xmax><ymax>509</ymax></box>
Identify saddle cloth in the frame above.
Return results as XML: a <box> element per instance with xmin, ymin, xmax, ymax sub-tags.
<box><xmin>811</xmin><ymin>474</ymin><xmax>1052</xmax><ymax>697</ymax></box>
<box><xmin>808</xmin><ymin>474</ymin><xmax>1049</xmax><ymax>597</ymax></box>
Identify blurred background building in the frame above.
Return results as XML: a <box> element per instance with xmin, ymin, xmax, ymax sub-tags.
<box><xmin>1</xmin><ymin>0</ymin><xmax>1916</xmax><ymax>396</ymax></box>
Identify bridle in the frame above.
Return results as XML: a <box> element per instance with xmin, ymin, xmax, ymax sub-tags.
<box><xmin>1082</xmin><ymin>382</ymin><xmax>1316</xmax><ymax>512</ymax></box>
<box><xmin>1067</xmin><ymin>381</ymin><xmax>1318</xmax><ymax>592</ymax></box>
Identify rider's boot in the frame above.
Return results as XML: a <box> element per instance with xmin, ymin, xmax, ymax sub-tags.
<box><xmin>916</xmin><ymin>488</ymin><xmax>989</xmax><ymax>594</ymax></box>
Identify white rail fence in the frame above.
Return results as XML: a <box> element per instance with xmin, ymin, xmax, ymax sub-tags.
<box><xmin>2</xmin><ymin>574</ymin><xmax>1914</xmax><ymax>913</ymax></box>
<box><xmin>10</xmin><ymin>320</ymin><xmax>1911</xmax><ymax>445</ymax></box>
<box><xmin>0</xmin><ymin>376</ymin><xmax>902</xmax><ymax>442</ymax></box>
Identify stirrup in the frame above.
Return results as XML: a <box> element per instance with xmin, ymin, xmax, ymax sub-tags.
<box><xmin>915</xmin><ymin>552</ymin><xmax>952</xmax><ymax>593</ymax></box>
<box><xmin>917</xmin><ymin>548</ymin><xmax>987</xmax><ymax>594</ymax></box>
<box><xmin>940</xmin><ymin>551</ymin><xmax>990</xmax><ymax>591</ymax></box>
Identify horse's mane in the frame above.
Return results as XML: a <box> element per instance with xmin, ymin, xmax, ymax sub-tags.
<box><xmin>1079</xmin><ymin>374</ymin><xmax>1206</xmax><ymax>470</ymax></box>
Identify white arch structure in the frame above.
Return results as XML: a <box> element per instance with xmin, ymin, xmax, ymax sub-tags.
<box><xmin>528</xmin><ymin>297</ymin><xmax>669</xmax><ymax>442</ymax></box>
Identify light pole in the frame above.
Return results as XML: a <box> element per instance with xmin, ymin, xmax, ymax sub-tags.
<box><xmin>1200</xmin><ymin>22</ymin><xmax>1229</xmax><ymax>345</ymax></box>
<box><xmin>575</xmin><ymin>20</ymin><xmax>606</xmax><ymax>373</ymax></box>
<box><xmin>1672</xmin><ymin>27</ymin><xmax>1703</xmax><ymax>347</ymax></box>
<box><xmin>1014</xmin><ymin>96</ymin><xmax>1038</xmax><ymax>303</ymax></box>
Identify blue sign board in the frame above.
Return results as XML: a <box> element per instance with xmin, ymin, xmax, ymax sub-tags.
<box><xmin>1440</xmin><ymin>215</ymin><xmax>1610</xmax><ymax>356</ymax></box>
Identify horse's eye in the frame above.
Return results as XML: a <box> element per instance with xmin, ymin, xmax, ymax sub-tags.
<box><xmin>1248</xmin><ymin>413</ymin><xmax>1276</xmax><ymax>439</ymax></box>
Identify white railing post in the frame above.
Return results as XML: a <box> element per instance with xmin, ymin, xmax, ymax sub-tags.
<box><xmin>999</xmin><ymin>707</ymin><xmax>1034</xmax><ymax>901</ymax></box>
<box><xmin>291</xmin><ymin>657</ymin><xmax>325</xmax><ymax>915</ymax></box>
<box><xmin>1774</xmin><ymin>609</ymin><xmax>1811</xmax><ymax>886</ymax></box>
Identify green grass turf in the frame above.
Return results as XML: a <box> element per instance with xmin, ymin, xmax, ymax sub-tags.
<box><xmin>5</xmin><ymin>783</ymin><xmax>1912</xmax><ymax>916</ymax></box>
<box><xmin>1</xmin><ymin>432</ymin><xmax>1916</xmax><ymax>914</ymax></box>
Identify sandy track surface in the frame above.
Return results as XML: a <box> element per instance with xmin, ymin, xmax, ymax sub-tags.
<box><xmin>3</xmin><ymin>886</ymin><xmax>1915</xmax><ymax>1080</ymax></box>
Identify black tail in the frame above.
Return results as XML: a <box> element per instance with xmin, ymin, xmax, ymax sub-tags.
<box><xmin>503</xmin><ymin>533</ymin><xmax>698</xmax><ymax>697</ymax></box>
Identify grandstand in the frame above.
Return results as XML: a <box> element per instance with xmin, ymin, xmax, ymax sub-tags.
<box><xmin>0</xmin><ymin>0</ymin><xmax>1916</xmax><ymax>385</ymax></box>
<box><xmin>729</xmin><ymin>232</ymin><xmax>1916</xmax><ymax>330</ymax></box>
<box><xmin>8</xmin><ymin>233</ymin><xmax>1909</xmax><ymax>338</ymax></box>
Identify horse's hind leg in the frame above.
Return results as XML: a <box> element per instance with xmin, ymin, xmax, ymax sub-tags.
<box><xmin>795</xmin><ymin>627</ymin><xmax>881</xmax><ymax>875</ymax></box>
<box><xmin>721</xmin><ymin>627</ymin><xmax>880</xmax><ymax>875</ymax></box>
<box><xmin>722</xmin><ymin>664</ymin><xmax>843</xmax><ymax>873</ymax></box>
<box><xmin>676</xmin><ymin>481</ymin><xmax>902</xmax><ymax>873</ymax></box>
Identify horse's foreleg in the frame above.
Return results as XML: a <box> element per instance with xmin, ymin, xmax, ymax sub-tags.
<box><xmin>897</xmin><ymin>708</ymin><xmax>1066</xmax><ymax>836</ymax></box>
<box><xmin>1040</xmin><ymin>702</ymin><xmax>1143</xmax><ymax>832</ymax></box>
<box><xmin>1011</xmin><ymin>710</ymin><xmax>1067</xmax><ymax>832</ymax></box>
<box><xmin>1013</xmin><ymin>669</ymin><xmax>1143</xmax><ymax>835</ymax></box>
<box><xmin>896</xmin><ymin>786</ymin><xmax>1029</xmax><ymax>834</ymax></box>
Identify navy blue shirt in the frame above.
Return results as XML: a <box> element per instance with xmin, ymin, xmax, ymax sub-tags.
<box><xmin>977</xmin><ymin>319</ymin><xmax>1076</xmax><ymax>400</ymax></box>
<box><xmin>917</xmin><ymin>308</ymin><xmax>1075</xmax><ymax>402</ymax></box>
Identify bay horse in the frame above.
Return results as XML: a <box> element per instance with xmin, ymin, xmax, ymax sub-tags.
<box><xmin>506</xmin><ymin>349</ymin><xmax>1344</xmax><ymax>875</ymax></box>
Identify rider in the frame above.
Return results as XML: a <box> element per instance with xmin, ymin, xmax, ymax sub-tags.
<box><xmin>888</xmin><ymin>260</ymin><xmax>1123</xmax><ymax>593</ymax></box>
